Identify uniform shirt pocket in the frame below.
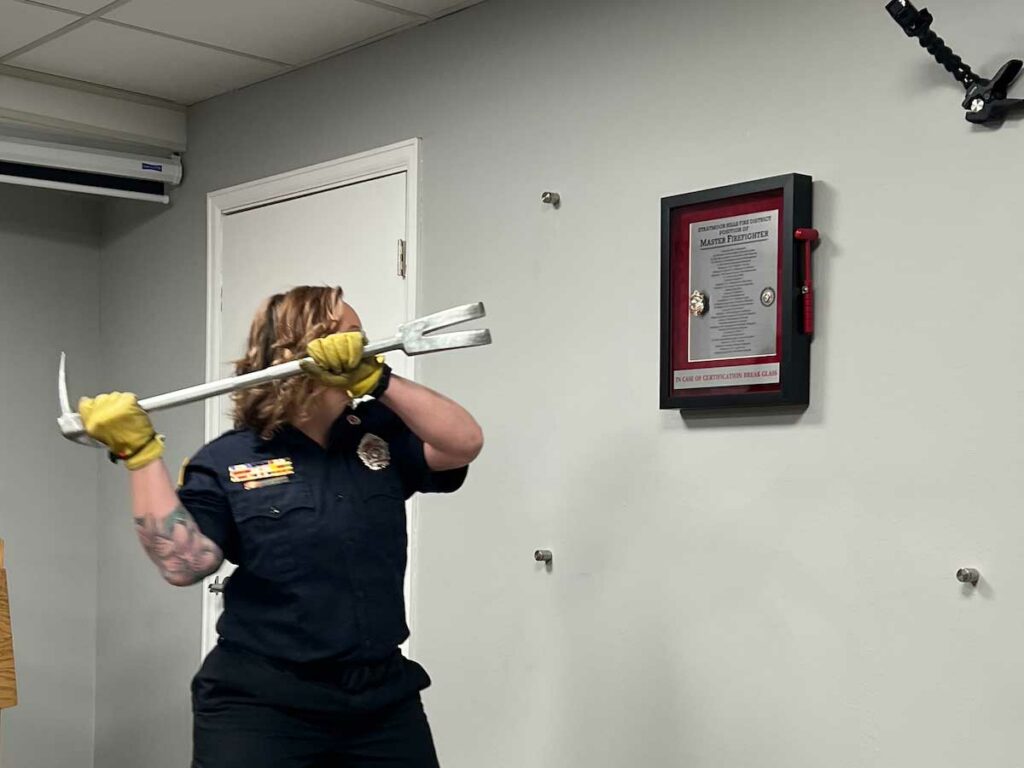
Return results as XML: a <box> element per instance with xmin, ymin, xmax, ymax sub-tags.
<box><xmin>230</xmin><ymin>481</ymin><xmax>315</xmax><ymax>579</ymax></box>
<box><xmin>356</xmin><ymin>468</ymin><xmax>407</xmax><ymax>566</ymax></box>
<box><xmin>359</xmin><ymin>467</ymin><xmax>404</xmax><ymax>502</ymax></box>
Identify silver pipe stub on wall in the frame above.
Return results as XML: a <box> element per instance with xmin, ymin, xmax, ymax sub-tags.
<box><xmin>956</xmin><ymin>568</ymin><xmax>980</xmax><ymax>587</ymax></box>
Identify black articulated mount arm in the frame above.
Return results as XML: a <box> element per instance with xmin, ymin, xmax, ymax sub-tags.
<box><xmin>885</xmin><ymin>0</ymin><xmax>1023</xmax><ymax>125</ymax></box>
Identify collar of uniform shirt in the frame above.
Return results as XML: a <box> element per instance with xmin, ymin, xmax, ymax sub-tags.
<box><xmin>274</xmin><ymin>405</ymin><xmax>368</xmax><ymax>452</ymax></box>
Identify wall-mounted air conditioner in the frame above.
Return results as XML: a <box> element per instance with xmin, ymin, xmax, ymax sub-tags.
<box><xmin>0</xmin><ymin>136</ymin><xmax>182</xmax><ymax>204</ymax></box>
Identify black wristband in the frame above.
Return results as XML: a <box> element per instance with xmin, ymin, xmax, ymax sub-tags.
<box><xmin>369</xmin><ymin>363</ymin><xmax>393</xmax><ymax>399</ymax></box>
<box><xmin>108</xmin><ymin>433</ymin><xmax>161</xmax><ymax>464</ymax></box>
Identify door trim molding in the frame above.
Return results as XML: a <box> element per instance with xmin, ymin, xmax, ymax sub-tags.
<box><xmin>202</xmin><ymin>139</ymin><xmax>422</xmax><ymax>659</ymax></box>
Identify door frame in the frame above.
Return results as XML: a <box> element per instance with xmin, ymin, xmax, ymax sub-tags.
<box><xmin>201</xmin><ymin>138</ymin><xmax>421</xmax><ymax>658</ymax></box>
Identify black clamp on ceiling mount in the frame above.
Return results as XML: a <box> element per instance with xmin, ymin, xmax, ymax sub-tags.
<box><xmin>886</xmin><ymin>0</ymin><xmax>1023</xmax><ymax>125</ymax></box>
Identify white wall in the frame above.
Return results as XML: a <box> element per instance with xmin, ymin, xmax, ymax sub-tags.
<box><xmin>0</xmin><ymin>185</ymin><xmax>101</xmax><ymax>768</ymax></box>
<box><xmin>97</xmin><ymin>1</ymin><xmax>1024</xmax><ymax>766</ymax></box>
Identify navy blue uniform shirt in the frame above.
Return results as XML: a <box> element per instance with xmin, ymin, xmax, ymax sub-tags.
<box><xmin>178</xmin><ymin>400</ymin><xmax>467</xmax><ymax>663</ymax></box>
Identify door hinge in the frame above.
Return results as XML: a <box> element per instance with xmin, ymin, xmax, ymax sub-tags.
<box><xmin>397</xmin><ymin>239</ymin><xmax>407</xmax><ymax>278</ymax></box>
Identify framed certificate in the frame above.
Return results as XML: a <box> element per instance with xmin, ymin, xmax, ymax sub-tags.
<box><xmin>660</xmin><ymin>174</ymin><xmax>814</xmax><ymax>411</ymax></box>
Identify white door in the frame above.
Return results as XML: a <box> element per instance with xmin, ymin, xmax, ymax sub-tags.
<box><xmin>203</xmin><ymin>169</ymin><xmax>411</xmax><ymax>654</ymax></box>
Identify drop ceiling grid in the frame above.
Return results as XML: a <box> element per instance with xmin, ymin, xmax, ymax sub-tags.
<box><xmin>0</xmin><ymin>0</ymin><xmax>485</xmax><ymax>104</ymax></box>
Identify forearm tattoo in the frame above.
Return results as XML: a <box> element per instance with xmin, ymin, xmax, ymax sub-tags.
<box><xmin>134</xmin><ymin>505</ymin><xmax>223</xmax><ymax>586</ymax></box>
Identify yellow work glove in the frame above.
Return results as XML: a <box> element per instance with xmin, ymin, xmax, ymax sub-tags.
<box><xmin>301</xmin><ymin>332</ymin><xmax>385</xmax><ymax>399</ymax></box>
<box><xmin>78</xmin><ymin>392</ymin><xmax>165</xmax><ymax>470</ymax></box>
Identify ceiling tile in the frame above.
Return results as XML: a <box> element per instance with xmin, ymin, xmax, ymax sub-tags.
<box><xmin>8</xmin><ymin>21</ymin><xmax>285</xmax><ymax>103</ymax></box>
<box><xmin>0</xmin><ymin>1</ymin><xmax>78</xmax><ymax>57</ymax></box>
<box><xmin>379</xmin><ymin>0</ymin><xmax>485</xmax><ymax>19</ymax></box>
<box><xmin>105</xmin><ymin>0</ymin><xmax>413</xmax><ymax>65</ymax></box>
<box><xmin>28</xmin><ymin>0</ymin><xmax>112</xmax><ymax>13</ymax></box>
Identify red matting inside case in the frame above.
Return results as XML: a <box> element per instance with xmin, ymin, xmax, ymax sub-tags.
<box><xmin>670</xmin><ymin>190</ymin><xmax>784</xmax><ymax>398</ymax></box>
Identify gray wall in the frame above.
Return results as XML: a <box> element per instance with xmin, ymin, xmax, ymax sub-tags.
<box><xmin>96</xmin><ymin>1</ymin><xmax>1024</xmax><ymax>766</ymax></box>
<box><xmin>93</xmin><ymin>200</ymin><xmax>209</xmax><ymax>768</ymax></box>
<box><xmin>0</xmin><ymin>186</ymin><xmax>100</xmax><ymax>768</ymax></box>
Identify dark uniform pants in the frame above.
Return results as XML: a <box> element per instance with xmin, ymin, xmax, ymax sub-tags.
<box><xmin>192</xmin><ymin>643</ymin><xmax>440</xmax><ymax>768</ymax></box>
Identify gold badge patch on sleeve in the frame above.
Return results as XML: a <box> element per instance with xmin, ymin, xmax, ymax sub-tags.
<box><xmin>229</xmin><ymin>458</ymin><xmax>294</xmax><ymax>485</ymax></box>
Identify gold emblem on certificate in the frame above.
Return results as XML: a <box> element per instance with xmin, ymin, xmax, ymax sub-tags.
<box><xmin>357</xmin><ymin>433</ymin><xmax>391</xmax><ymax>471</ymax></box>
<box><xmin>689</xmin><ymin>290</ymin><xmax>708</xmax><ymax>317</ymax></box>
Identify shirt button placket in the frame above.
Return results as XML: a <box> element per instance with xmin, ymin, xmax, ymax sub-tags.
<box><xmin>344</xmin><ymin>534</ymin><xmax>371</xmax><ymax>649</ymax></box>
<box><xmin>333</xmin><ymin>459</ymin><xmax>372</xmax><ymax>651</ymax></box>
